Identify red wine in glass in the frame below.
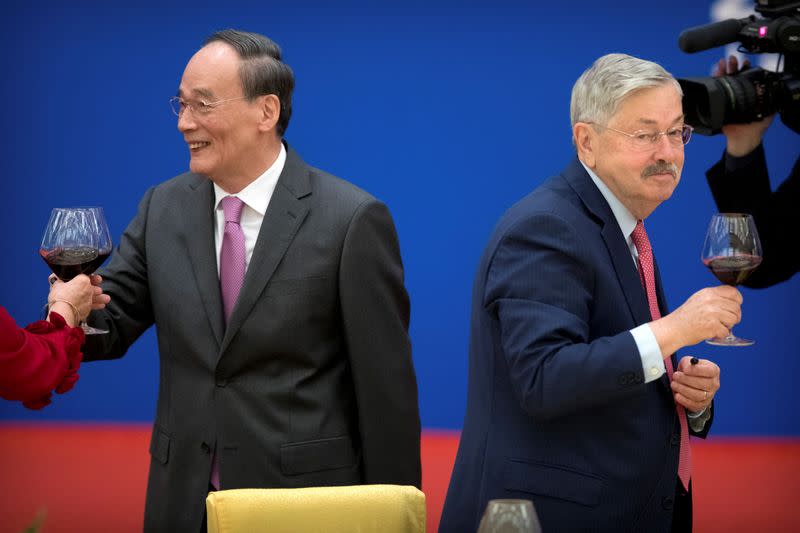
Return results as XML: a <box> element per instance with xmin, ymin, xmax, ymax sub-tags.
<box><xmin>703</xmin><ymin>254</ymin><xmax>763</xmax><ymax>286</ymax></box>
<box><xmin>39</xmin><ymin>247</ymin><xmax>111</xmax><ymax>282</ymax></box>
<box><xmin>40</xmin><ymin>207</ymin><xmax>112</xmax><ymax>335</ymax></box>
<box><xmin>700</xmin><ymin>213</ymin><xmax>762</xmax><ymax>346</ymax></box>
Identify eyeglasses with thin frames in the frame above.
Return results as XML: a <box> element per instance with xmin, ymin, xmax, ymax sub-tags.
<box><xmin>169</xmin><ymin>95</ymin><xmax>249</xmax><ymax>118</ymax></box>
<box><xmin>592</xmin><ymin>123</ymin><xmax>694</xmax><ymax>150</ymax></box>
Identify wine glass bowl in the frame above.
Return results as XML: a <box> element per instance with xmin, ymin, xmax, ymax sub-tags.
<box><xmin>477</xmin><ymin>499</ymin><xmax>542</xmax><ymax>533</ymax></box>
<box><xmin>40</xmin><ymin>207</ymin><xmax>112</xmax><ymax>335</ymax></box>
<box><xmin>701</xmin><ymin>213</ymin><xmax>762</xmax><ymax>346</ymax></box>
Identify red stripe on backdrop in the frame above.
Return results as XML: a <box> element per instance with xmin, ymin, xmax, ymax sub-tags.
<box><xmin>0</xmin><ymin>425</ymin><xmax>798</xmax><ymax>533</ymax></box>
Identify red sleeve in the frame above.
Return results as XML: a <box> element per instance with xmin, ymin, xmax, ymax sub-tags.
<box><xmin>0</xmin><ymin>307</ymin><xmax>85</xmax><ymax>409</ymax></box>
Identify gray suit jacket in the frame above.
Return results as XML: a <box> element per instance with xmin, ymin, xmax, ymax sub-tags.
<box><xmin>85</xmin><ymin>144</ymin><xmax>421</xmax><ymax>532</ymax></box>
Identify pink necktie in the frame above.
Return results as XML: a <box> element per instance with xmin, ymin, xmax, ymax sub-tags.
<box><xmin>631</xmin><ymin>220</ymin><xmax>692</xmax><ymax>491</ymax></box>
<box><xmin>211</xmin><ymin>196</ymin><xmax>246</xmax><ymax>490</ymax></box>
<box><xmin>219</xmin><ymin>196</ymin><xmax>246</xmax><ymax>323</ymax></box>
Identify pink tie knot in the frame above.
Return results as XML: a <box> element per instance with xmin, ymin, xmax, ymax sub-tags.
<box><xmin>220</xmin><ymin>196</ymin><xmax>245</xmax><ymax>224</ymax></box>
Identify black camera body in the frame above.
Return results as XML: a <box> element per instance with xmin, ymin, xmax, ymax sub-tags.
<box><xmin>677</xmin><ymin>0</ymin><xmax>800</xmax><ymax>135</ymax></box>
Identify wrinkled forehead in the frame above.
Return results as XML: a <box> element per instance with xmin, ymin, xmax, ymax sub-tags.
<box><xmin>179</xmin><ymin>42</ymin><xmax>242</xmax><ymax>98</ymax></box>
<box><xmin>611</xmin><ymin>85</ymin><xmax>684</xmax><ymax>128</ymax></box>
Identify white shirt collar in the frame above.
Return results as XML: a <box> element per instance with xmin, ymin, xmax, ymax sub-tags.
<box><xmin>579</xmin><ymin>160</ymin><xmax>638</xmax><ymax>242</ymax></box>
<box><xmin>213</xmin><ymin>143</ymin><xmax>287</xmax><ymax>215</ymax></box>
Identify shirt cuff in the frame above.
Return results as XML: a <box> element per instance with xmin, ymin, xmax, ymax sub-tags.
<box><xmin>631</xmin><ymin>324</ymin><xmax>665</xmax><ymax>383</ymax></box>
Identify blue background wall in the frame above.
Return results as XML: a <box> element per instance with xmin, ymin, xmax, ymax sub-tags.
<box><xmin>1</xmin><ymin>0</ymin><xmax>797</xmax><ymax>435</ymax></box>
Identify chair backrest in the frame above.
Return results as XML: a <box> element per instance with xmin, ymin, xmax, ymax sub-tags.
<box><xmin>206</xmin><ymin>484</ymin><xmax>426</xmax><ymax>533</ymax></box>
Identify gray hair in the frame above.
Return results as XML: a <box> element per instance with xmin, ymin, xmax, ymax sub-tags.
<box><xmin>570</xmin><ymin>53</ymin><xmax>682</xmax><ymax>127</ymax></box>
<box><xmin>205</xmin><ymin>29</ymin><xmax>295</xmax><ymax>137</ymax></box>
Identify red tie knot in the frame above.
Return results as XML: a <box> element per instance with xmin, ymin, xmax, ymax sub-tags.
<box><xmin>631</xmin><ymin>220</ymin><xmax>651</xmax><ymax>255</ymax></box>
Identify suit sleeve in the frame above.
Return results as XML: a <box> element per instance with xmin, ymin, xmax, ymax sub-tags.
<box><xmin>83</xmin><ymin>187</ymin><xmax>156</xmax><ymax>360</ymax></box>
<box><xmin>484</xmin><ymin>211</ymin><xmax>645</xmax><ymax>421</ymax></box>
<box><xmin>338</xmin><ymin>199</ymin><xmax>421</xmax><ymax>488</ymax></box>
<box><xmin>706</xmin><ymin>146</ymin><xmax>800</xmax><ymax>287</ymax></box>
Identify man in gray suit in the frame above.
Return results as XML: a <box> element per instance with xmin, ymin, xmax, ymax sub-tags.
<box><xmin>84</xmin><ymin>29</ymin><xmax>421</xmax><ymax>532</ymax></box>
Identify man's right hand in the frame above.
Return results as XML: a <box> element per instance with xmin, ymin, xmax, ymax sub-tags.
<box><xmin>650</xmin><ymin>285</ymin><xmax>743</xmax><ymax>355</ymax></box>
<box><xmin>89</xmin><ymin>274</ymin><xmax>109</xmax><ymax>310</ymax></box>
<box><xmin>715</xmin><ymin>56</ymin><xmax>774</xmax><ymax>157</ymax></box>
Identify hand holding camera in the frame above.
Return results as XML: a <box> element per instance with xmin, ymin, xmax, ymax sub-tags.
<box><xmin>715</xmin><ymin>55</ymin><xmax>775</xmax><ymax>157</ymax></box>
<box><xmin>677</xmin><ymin>0</ymin><xmax>799</xmax><ymax>137</ymax></box>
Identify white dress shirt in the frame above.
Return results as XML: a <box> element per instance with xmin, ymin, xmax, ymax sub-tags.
<box><xmin>213</xmin><ymin>144</ymin><xmax>287</xmax><ymax>275</ymax></box>
<box><xmin>580</xmin><ymin>161</ymin><xmax>666</xmax><ymax>383</ymax></box>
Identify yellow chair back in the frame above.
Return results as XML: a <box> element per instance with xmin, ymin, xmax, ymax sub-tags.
<box><xmin>206</xmin><ymin>484</ymin><xmax>426</xmax><ymax>533</ymax></box>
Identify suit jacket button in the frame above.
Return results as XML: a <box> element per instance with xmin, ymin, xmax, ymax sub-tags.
<box><xmin>201</xmin><ymin>442</ymin><xmax>210</xmax><ymax>454</ymax></box>
<box><xmin>618</xmin><ymin>375</ymin><xmax>629</xmax><ymax>385</ymax></box>
<box><xmin>662</xmin><ymin>496</ymin><xmax>674</xmax><ymax>510</ymax></box>
<box><xmin>671</xmin><ymin>434</ymin><xmax>680</xmax><ymax>446</ymax></box>
<box><xmin>216</xmin><ymin>378</ymin><xmax>227</xmax><ymax>388</ymax></box>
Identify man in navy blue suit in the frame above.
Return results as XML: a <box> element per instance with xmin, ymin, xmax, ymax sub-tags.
<box><xmin>440</xmin><ymin>54</ymin><xmax>742</xmax><ymax>533</ymax></box>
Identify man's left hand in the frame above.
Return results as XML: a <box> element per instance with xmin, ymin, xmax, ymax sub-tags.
<box><xmin>671</xmin><ymin>356</ymin><xmax>720</xmax><ymax>413</ymax></box>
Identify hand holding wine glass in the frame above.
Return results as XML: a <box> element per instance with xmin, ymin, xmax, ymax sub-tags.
<box><xmin>45</xmin><ymin>274</ymin><xmax>104</xmax><ymax>326</ymax></box>
<box><xmin>701</xmin><ymin>213</ymin><xmax>762</xmax><ymax>346</ymax></box>
<box><xmin>40</xmin><ymin>207</ymin><xmax>112</xmax><ymax>335</ymax></box>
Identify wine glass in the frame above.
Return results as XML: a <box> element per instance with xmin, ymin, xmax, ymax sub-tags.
<box><xmin>477</xmin><ymin>499</ymin><xmax>542</xmax><ymax>533</ymax></box>
<box><xmin>701</xmin><ymin>212</ymin><xmax>762</xmax><ymax>346</ymax></box>
<box><xmin>40</xmin><ymin>207</ymin><xmax>112</xmax><ymax>335</ymax></box>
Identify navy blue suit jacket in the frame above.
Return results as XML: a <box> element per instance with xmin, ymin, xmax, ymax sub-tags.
<box><xmin>440</xmin><ymin>159</ymin><xmax>712</xmax><ymax>533</ymax></box>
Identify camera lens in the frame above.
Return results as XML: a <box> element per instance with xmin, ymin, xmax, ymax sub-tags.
<box><xmin>717</xmin><ymin>75</ymin><xmax>758</xmax><ymax>122</ymax></box>
<box><xmin>678</xmin><ymin>67</ymin><xmax>788</xmax><ymax>135</ymax></box>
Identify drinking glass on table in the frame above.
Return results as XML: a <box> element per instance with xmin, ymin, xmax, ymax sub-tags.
<box><xmin>477</xmin><ymin>499</ymin><xmax>542</xmax><ymax>533</ymax></box>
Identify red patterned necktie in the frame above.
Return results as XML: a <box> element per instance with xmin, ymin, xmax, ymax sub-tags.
<box><xmin>631</xmin><ymin>220</ymin><xmax>692</xmax><ymax>491</ymax></box>
<box><xmin>211</xmin><ymin>196</ymin><xmax>247</xmax><ymax>490</ymax></box>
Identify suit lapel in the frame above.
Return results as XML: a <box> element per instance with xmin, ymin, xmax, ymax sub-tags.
<box><xmin>653</xmin><ymin>258</ymin><xmax>669</xmax><ymax>321</ymax></box>
<box><xmin>600</xmin><ymin>223</ymin><xmax>652</xmax><ymax>327</ymax></box>
<box><xmin>183</xmin><ymin>177</ymin><xmax>225</xmax><ymax>347</ymax></box>
<box><xmin>653</xmin><ymin>258</ymin><xmax>676</xmax><ymax>388</ymax></box>
<box><xmin>219</xmin><ymin>145</ymin><xmax>311</xmax><ymax>355</ymax></box>
<box><xmin>562</xmin><ymin>159</ymin><xmax>652</xmax><ymax>327</ymax></box>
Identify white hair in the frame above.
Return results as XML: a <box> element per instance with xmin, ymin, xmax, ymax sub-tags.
<box><xmin>570</xmin><ymin>53</ymin><xmax>682</xmax><ymax>127</ymax></box>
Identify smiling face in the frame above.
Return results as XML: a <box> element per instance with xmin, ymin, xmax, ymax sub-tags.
<box><xmin>576</xmin><ymin>84</ymin><xmax>686</xmax><ymax>220</ymax></box>
<box><xmin>177</xmin><ymin>42</ymin><xmax>268</xmax><ymax>189</ymax></box>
